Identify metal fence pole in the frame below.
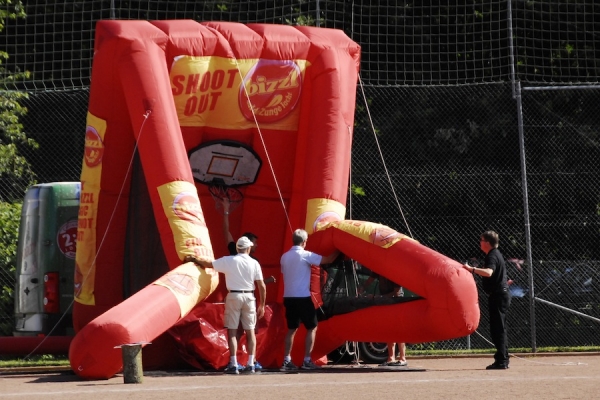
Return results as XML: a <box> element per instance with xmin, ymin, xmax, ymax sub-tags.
<box><xmin>507</xmin><ymin>0</ymin><xmax>536</xmax><ymax>352</ymax></box>
<box><xmin>514</xmin><ymin>81</ymin><xmax>537</xmax><ymax>353</ymax></box>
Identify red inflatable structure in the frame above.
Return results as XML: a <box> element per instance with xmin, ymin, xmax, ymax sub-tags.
<box><xmin>69</xmin><ymin>20</ymin><xmax>479</xmax><ymax>379</ymax></box>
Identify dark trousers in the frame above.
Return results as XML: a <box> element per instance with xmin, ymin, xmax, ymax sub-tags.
<box><xmin>488</xmin><ymin>290</ymin><xmax>511</xmax><ymax>366</ymax></box>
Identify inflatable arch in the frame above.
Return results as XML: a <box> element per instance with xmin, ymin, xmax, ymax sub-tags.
<box><xmin>69</xmin><ymin>20</ymin><xmax>479</xmax><ymax>379</ymax></box>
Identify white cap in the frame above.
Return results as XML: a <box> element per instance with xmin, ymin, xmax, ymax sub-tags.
<box><xmin>236</xmin><ymin>236</ymin><xmax>254</xmax><ymax>249</ymax></box>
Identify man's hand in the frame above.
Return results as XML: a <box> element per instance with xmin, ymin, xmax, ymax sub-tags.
<box><xmin>184</xmin><ymin>255</ymin><xmax>211</xmax><ymax>269</ymax></box>
<box><xmin>257</xmin><ymin>304</ymin><xmax>265</xmax><ymax>319</ymax></box>
<box><xmin>265</xmin><ymin>275</ymin><xmax>276</xmax><ymax>284</ymax></box>
<box><xmin>184</xmin><ymin>255</ymin><xmax>198</xmax><ymax>264</ymax></box>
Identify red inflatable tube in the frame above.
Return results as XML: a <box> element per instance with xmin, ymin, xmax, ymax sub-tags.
<box><xmin>305</xmin><ymin>221</ymin><xmax>480</xmax><ymax>359</ymax></box>
<box><xmin>69</xmin><ymin>285</ymin><xmax>181</xmax><ymax>379</ymax></box>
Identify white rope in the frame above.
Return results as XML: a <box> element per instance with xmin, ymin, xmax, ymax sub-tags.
<box><xmin>357</xmin><ymin>75</ymin><xmax>413</xmax><ymax>238</ymax></box>
<box><xmin>231</xmin><ymin>58</ymin><xmax>294</xmax><ymax>236</ymax></box>
<box><xmin>471</xmin><ymin>329</ymin><xmax>587</xmax><ymax>367</ymax></box>
<box><xmin>348</xmin><ymin>125</ymin><xmax>353</xmax><ymax>221</ymax></box>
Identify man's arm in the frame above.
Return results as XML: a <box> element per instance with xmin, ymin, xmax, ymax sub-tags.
<box><xmin>320</xmin><ymin>250</ymin><xmax>341</xmax><ymax>265</ymax></box>
<box><xmin>221</xmin><ymin>198</ymin><xmax>234</xmax><ymax>244</ymax></box>
<box><xmin>462</xmin><ymin>263</ymin><xmax>493</xmax><ymax>277</ymax></box>
<box><xmin>184</xmin><ymin>255</ymin><xmax>213</xmax><ymax>269</ymax></box>
<box><xmin>255</xmin><ymin>279</ymin><xmax>266</xmax><ymax>319</ymax></box>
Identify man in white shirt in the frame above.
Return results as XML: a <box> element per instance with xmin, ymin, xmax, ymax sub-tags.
<box><xmin>280</xmin><ymin>229</ymin><xmax>339</xmax><ymax>371</ymax></box>
<box><xmin>186</xmin><ymin>236</ymin><xmax>266</xmax><ymax>374</ymax></box>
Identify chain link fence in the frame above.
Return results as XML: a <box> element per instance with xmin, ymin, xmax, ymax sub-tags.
<box><xmin>521</xmin><ymin>87</ymin><xmax>600</xmax><ymax>348</ymax></box>
<box><xmin>2</xmin><ymin>83</ymin><xmax>599</xmax><ymax>353</ymax></box>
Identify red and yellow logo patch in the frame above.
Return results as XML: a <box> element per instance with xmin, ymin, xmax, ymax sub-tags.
<box><xmin>84</xmin><ymin>127</ymin><xmax>104</xmax><ymax>167</ymax></box>
<box><xmin>239</xmin><ymin>60</ymin><xmax>302</xmax><ymax>123</ymax></box>
<box><xmin>173</xmin><ymin>191</ymin><xmax>206</xmax><ymax>226</ymax></box>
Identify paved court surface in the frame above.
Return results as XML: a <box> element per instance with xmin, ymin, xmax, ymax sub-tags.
<box><xmin>1</xmin><ymin>354</ymin><xmax>599</xmax><ymax>399</ymax></box>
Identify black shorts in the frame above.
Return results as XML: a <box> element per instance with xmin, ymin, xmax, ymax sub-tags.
<box><xmin>283</xmin><ymin>297</ymin><xmax>318</xmax><ymax>330</ymax></box>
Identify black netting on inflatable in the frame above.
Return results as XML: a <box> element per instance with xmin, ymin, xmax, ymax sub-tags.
<box><xmin>317</xmin><ymin>259</ymin><xmax>421</xmax><ymax>321</ymax></box>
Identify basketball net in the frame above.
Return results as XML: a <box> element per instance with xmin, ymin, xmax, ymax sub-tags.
<box><xmin>209</xmin><ymin>183</ymin><xmax>244</xmax><ymax>214</ymax></box>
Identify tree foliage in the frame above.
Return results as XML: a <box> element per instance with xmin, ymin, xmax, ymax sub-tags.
<box><xmin>0</xmin><ymin>201</ymin><xmax>21</xmax><ymax>335</ymax></box>
<box><xmin>0</xmin><ymin>0</ymin><xmax>34</xmax><ymax>335</ymax></box>
<box><xmin>0</xmin><ymin>0</ymin><xmax>36</xmax><ymax>202</ymax></box>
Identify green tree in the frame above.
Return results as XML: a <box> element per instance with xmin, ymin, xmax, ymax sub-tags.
<box><xmin>0</xmin><ymin>201</ymin><xmax>21</xmax><ymax>335</ymax></box>
<box><xmin>0</xmin><ymin>0</ymin><xmax>34</xmax><ymax>335</ymax></box>
<box><xmin>1</xmin><ymin>0</ymin><xmax>37</xmax><ymax>202</ymax></box>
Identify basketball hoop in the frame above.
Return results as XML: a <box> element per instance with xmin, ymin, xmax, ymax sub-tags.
<box><xmin>188</xmin><ymin>140</ymin><xmax>261</xmax><ymax>214</ymax></box>
<box><xmin>209</xmin><ymin>182</ymin><xmax>244</xmax><ymax>213</ymax></box>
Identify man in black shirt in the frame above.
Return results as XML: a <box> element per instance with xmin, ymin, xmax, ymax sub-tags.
<box><xmin>463</xmin><ymin>230</ymin><xmax>511</xmax><ymax>369</ymax></box>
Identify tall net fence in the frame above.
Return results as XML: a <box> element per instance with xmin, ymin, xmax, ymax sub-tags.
<box><xmin>351</xmin><ymin>83</ymin><xmax>600</xmax><ymax>351</ymax></box>
<box><xmin>3</xmin><ymin>1</ymin><xmax>600</xmax><ymax>90</ymax></box>
<box><xmin>520</xmin><ymin>87</ymin><xmax>600</xmax><ymax>347</ymax></box>
<box><xmin>1</xmin><ymin>1</ymin><xmax>600</xmax><ymax>354</ymax></box>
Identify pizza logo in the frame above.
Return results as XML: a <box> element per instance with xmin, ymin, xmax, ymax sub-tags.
<box><xmin>57</xmin><ymin>219</ymin><xmax>78</xmax><ymax>259</ymax></box>
<box><xmin>173</xmin><ymin>192</ymin><xmax>206</xmax><ymax>226</ymax></box>
<box><xmin>239</xmin><ymin>60</ymin><xmax>302</xmax><ymax>123</ymax></box>
<box><xmin>84</xmin><ymin>126</ymin><xmax>104</xmax><ymax>167</ymax></box>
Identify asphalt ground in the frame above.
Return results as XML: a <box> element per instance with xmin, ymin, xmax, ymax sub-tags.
<box><xmin>1</xmin><ymin>353</ymin><xmax>599</xmax><ymax>399</ymax></box>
